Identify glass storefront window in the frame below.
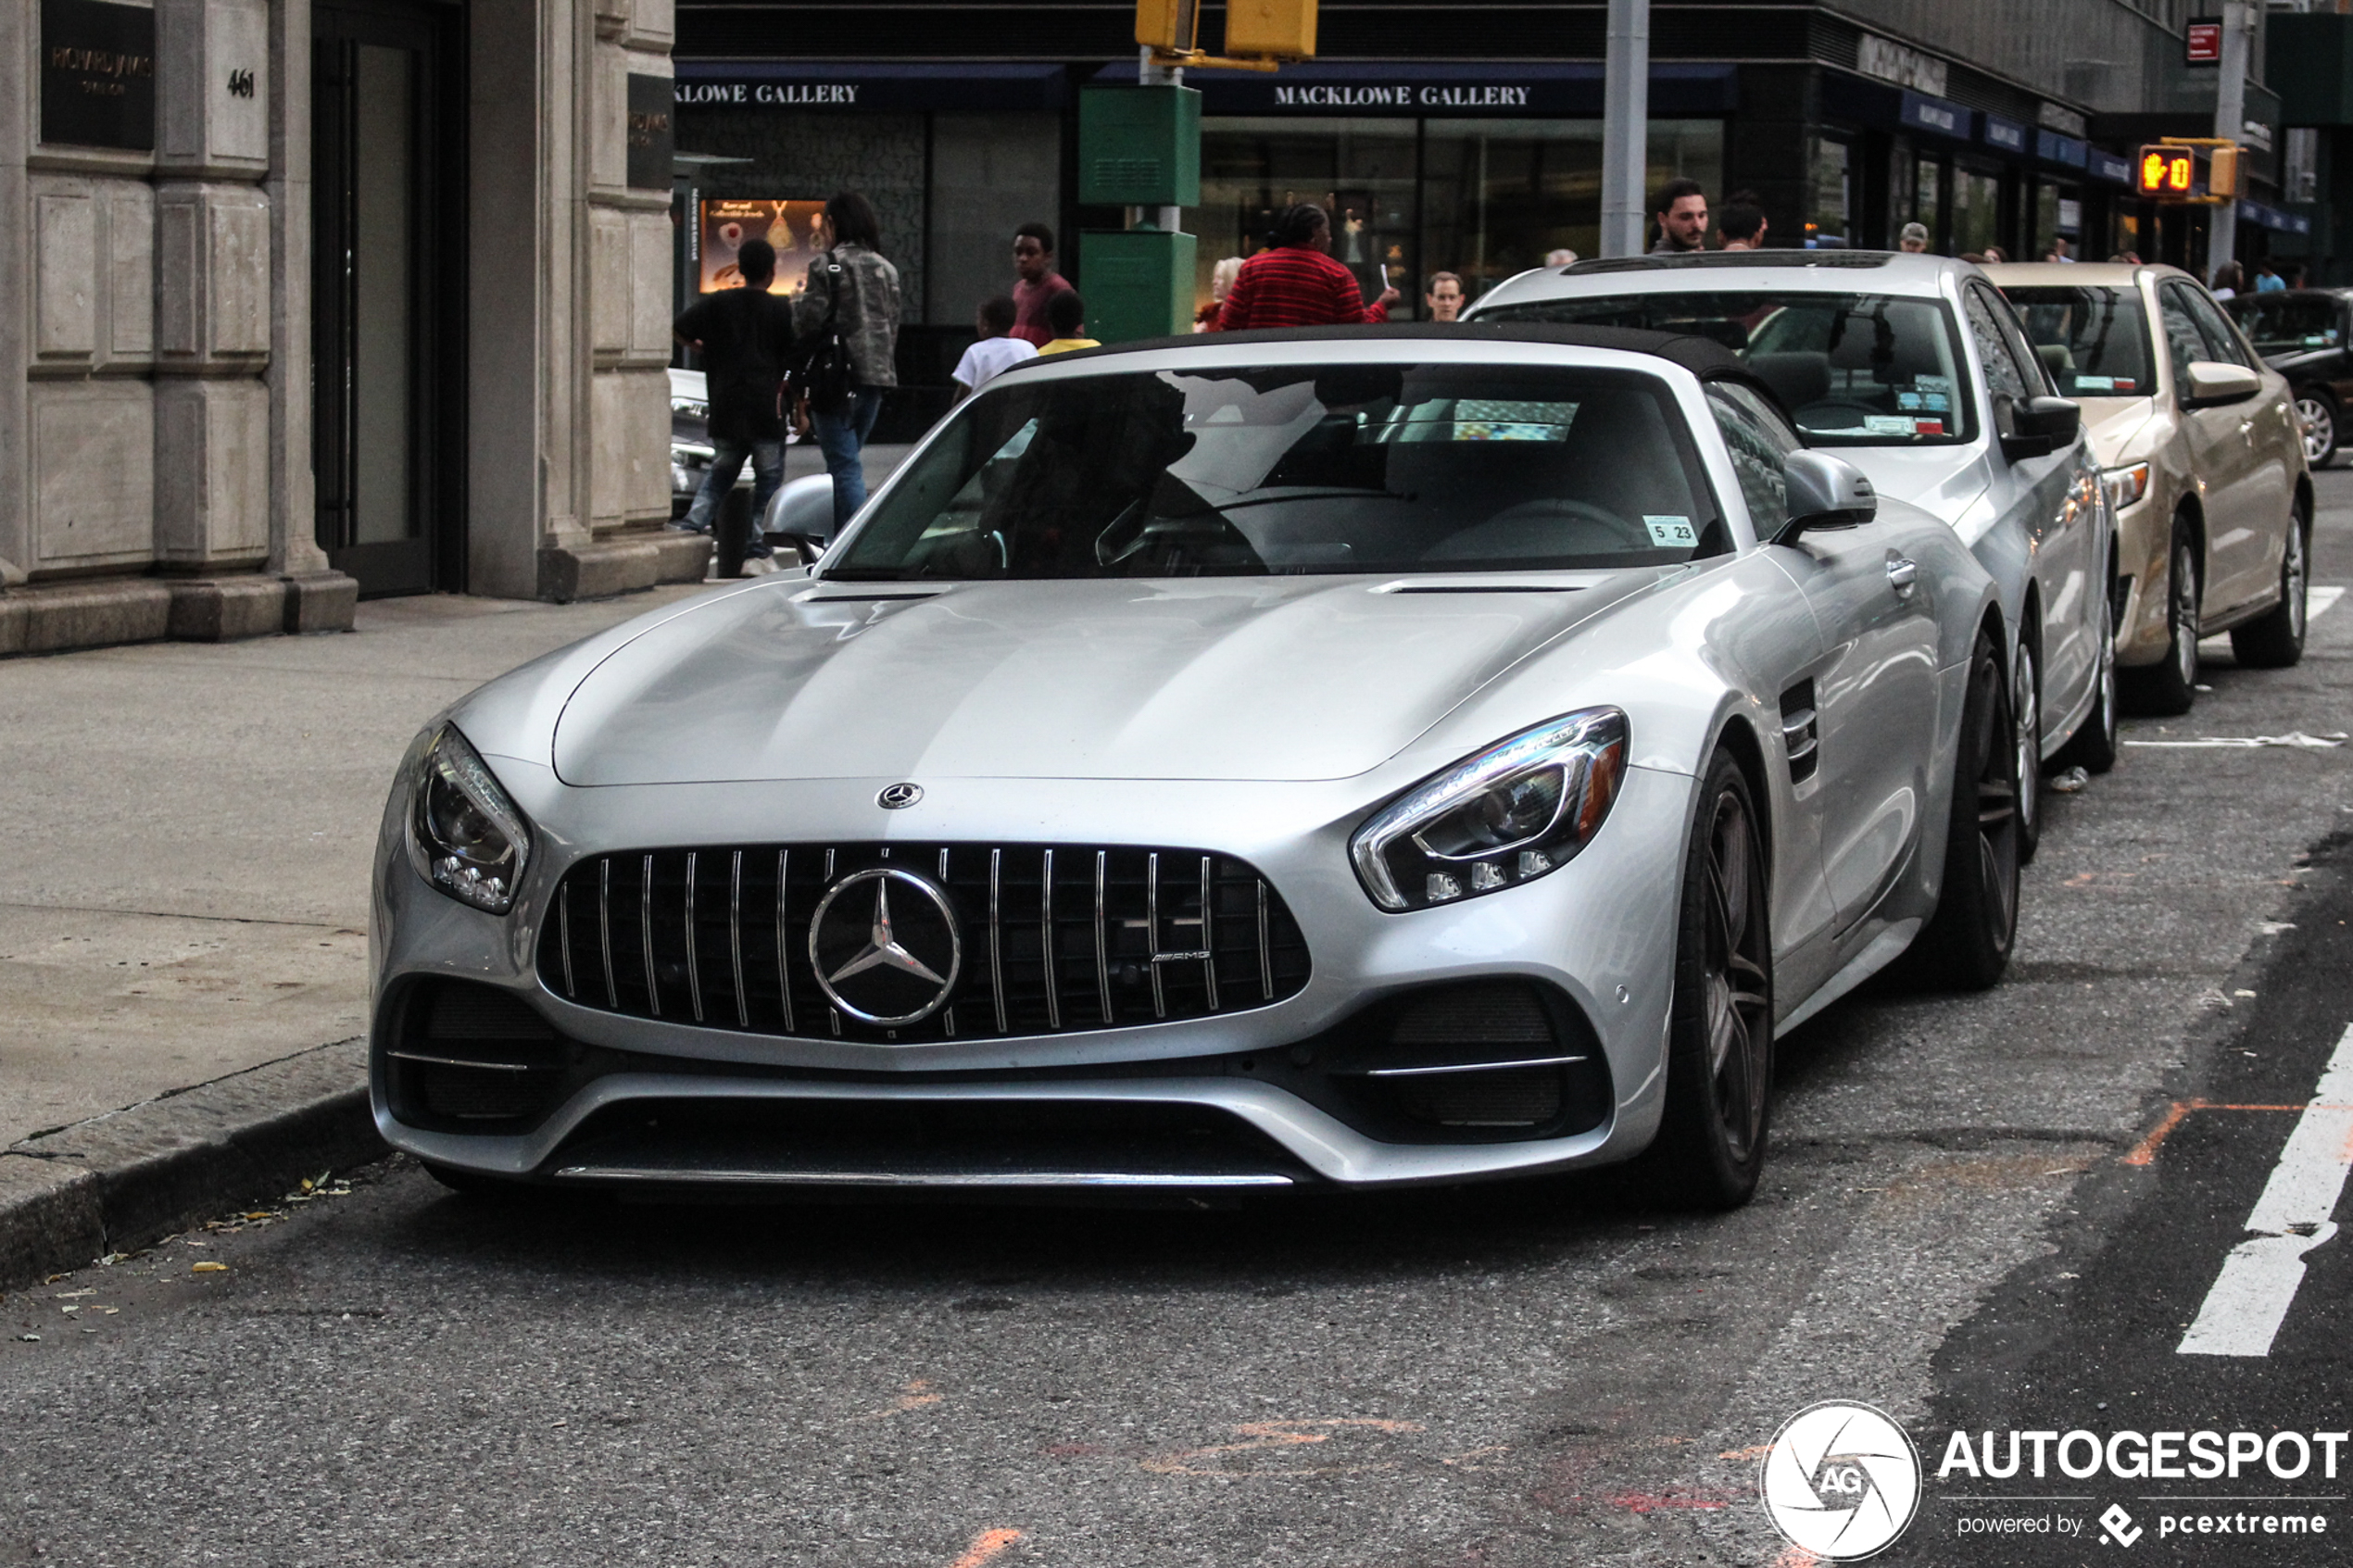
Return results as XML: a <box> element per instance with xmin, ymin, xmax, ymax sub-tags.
<box><xmin>1806</xmin><ymin>135</ymin><xmax>1851</xmax><ymax>247</ymax></box>
<box><xmin>1914</xmin><ymin>156</ymin><xmax>1946</xmax><ymax>246</ymax></box>
<box><xmin>1951</xmin><ymin>166</ymin><xmax>2002</xmax><ymax>257</ymax></box>
<box><xmin>1190</xmin><ymin>117</ymin><xmax>1724</xmax><ymax>321</ymax></box>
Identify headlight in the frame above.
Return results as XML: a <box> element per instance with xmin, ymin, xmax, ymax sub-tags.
<box><xmin>405</xmin><ymin>724</ymin><xmax>532</xmax><ymax>914</ymax></box>
<box><xmin>1351</xmin><ymin>709</ymin><xmax>1629</xmax><ymax>912</ymax></box>
<box><xmin>2101</xmin><ymin>461</ymin><xmax>2151</xmax><ymax>512</ymax></box>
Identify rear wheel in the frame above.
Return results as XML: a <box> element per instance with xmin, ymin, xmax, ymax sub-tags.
<box><xmin>2051</xmin><ymin>566</ymin><xmax>2120</xmax><ymax>775</ymax></box>
<box><xmin>2013</xmin><ymin>633</ymin><xmax>2043</xmax><ymax>865</ymax></box>
<box><xmin>2298</xmin><ymin>390</ymin><xmax>2339</xmax><ymax>469</ymax></box>
<box><xmin>2120</xmin><ymin>521</ymin><xmax>2200</xmax><ymax>717</ymax></box>
<box><xmin>1907</xmin><ymin>629</ymin><xmax>2021</xmax><ymax>991</ymax></box>
<box><xmin>2230</xmin><ymin>497</ymin><xmax>2310</xmax><ymax>669</ymax></box>
<box><xmin>1645</xmin><ymin>750</ymin><xmax>1775</xmax><ymax>1210</ymax></box>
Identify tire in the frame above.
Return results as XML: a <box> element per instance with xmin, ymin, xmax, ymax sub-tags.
<box><xmin>2050</xmin><ymin>566</ymin><xmax>2120</xmax><ymax>775</ymax></box>
<box><xmin>2013</xmin><ymin>633</ymin><xmax>2043</xmax><ymax>866</ymax></box>
<box><xmin>422</xmin><ymin>1160</ymin><xmax>534</xmax><ymax>1200</ymax></box>
<box><xmin>2298</xmin><ymin>390</ymin><xmax>2339</xmax><ymax>470</ymax></box>
<box><xmin>1906</xmin><ymin>628</ymin><xmax>2022</xmax><ymax>991</ymax></box>
<box><xmin>2120</xmin><ymin>520</ymin><xmax>2200</xmax><ymax>718</ymax></box>
<box><xmin>2230</xmin><ymin>495</ymin><xmax>2310</xmax><ymax>670</ymax></box>
<box><xmin>1644</xmin><ymin>749</ymin><xmax>1775</xmax><ymax>1210</ymax></box>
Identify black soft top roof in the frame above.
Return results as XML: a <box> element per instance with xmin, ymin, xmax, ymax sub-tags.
<box><xmin>1007</xmin><ymin>320</ymin><xmax>1753</xmax><ymax>384</ymax></box>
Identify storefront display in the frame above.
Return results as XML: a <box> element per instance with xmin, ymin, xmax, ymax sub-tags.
<box><xmin>697</xmin><ymin>198</ymin><xmax>826</xmax><ymax>294</ymax></box>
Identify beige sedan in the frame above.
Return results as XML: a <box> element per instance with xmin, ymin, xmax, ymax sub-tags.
<box><xmin>1988</xmin><ymin>263</ymin><xmax>2310</xmax><ymax>714</ymax></box>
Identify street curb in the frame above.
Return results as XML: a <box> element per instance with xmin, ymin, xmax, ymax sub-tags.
<box><xmin>0</xmin><ymin>1039</ymin><xmax>384</xmax><ymax>1289</ymax></box>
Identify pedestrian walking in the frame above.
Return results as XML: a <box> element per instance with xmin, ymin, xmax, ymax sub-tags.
<box><xmin>791</xmin><ymin>192</ymin><xmax>901</xmax><ymax>532</ymax></box>
<box><xmin>1037</xmin><ymin>290</ymin><xmax>1099</xmax><ymax>354</ymax></box>
<box><xmin>2256</xmin><ymin>259</ymin><xmax>2286</xmax><ymax>294</ymax></box>
<box><xmin>1544</xmin><ymin>247</ymin><xmax>1578</xmax><ymax>268</ymax></box>
<box><xmin>951</xmin><ymin>295</ymin><xmax>1036</xmax><ymax>405</ymax></box>
<box><xmin>1216</xmin><ymin>203</ymin><xmax>1402</xmax><ymax>331</ymax></box>
<box><xmin>1424</xmin><ymin>270</ymin><xmax>1466</xmax><ymax>321</ymax></box>
<box><xmin>2211</xmin><ymin>260</ymin><xmax>2244</xmax><ymax>300</ymax></box>
<box><xmin>1717</xmin><ymin>192</ymin><xmax>1767</xmax><ymax>251</ymax></box>
<box><xmin>1010</xmin><ymin>223</ymin><xmax>1075</xmax><ymax>347</ymax></box>
<box><xmin>2043</xmin><ymin>236</ymin><xmax>2075</xmax><ymax>263</ymax></box>
<box><xmin>1898</xmin><ymin>222</ymin><xmax>1930</xmax><ymax>254</ymax></box>
<box><xmin>671</xmin><ymin>237</ymin><xmax>790</xmax><ymax>571</ymax></box>
<box><xmin>1650</xmin><ymin>179</ymin><xmax>1708</xmax><ymax>254</ymax></box>
<box><xmin>1195</xmin><ymin>256</ymin><xmax>1244</xmax><ymax>330</ymax></box>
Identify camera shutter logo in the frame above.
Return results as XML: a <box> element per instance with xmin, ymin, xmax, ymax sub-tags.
<box><xmin>1759</xmin><ymin>1401</ymin><xmax>1922</xmax><ymax>1560</ymax></box>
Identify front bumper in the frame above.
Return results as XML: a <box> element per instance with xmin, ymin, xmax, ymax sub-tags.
<box><xmin>371</xmin><ymin>763</ymin><xmax>1697</xmax><ymax>1191</ymax></box>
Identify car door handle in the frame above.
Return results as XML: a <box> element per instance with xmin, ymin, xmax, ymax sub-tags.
<box><xmin>1886</xmin><ymin>557</ymin><xmax>1919</xmax><ymax>594</ymax></box>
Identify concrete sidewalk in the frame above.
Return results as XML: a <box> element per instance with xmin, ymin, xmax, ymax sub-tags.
<box><xmin>0</xmin><ymin>584</ymin><xmax>709</xmax><ymax>1150</ymax></box>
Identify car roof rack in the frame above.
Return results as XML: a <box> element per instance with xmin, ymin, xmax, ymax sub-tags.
<box><xmin>1567</xmin><ymin>250</ymin><xmax>1900</xmax><ymax>275</ymax></box>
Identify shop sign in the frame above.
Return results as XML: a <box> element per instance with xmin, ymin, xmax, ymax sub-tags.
<box><xmin>2035</xmin><ymin>130</ymin><xmax>2087</xmax><ymax>168</ymax></box>
<box><xmin>40</xmin><ymin>0</ymin><xmax>155</xmax><ymax>151</ymax></box>
<box><xmin>1898</xmin><ymin>90</ymin><xmax>1969</xmax><ymax>140</ymax></box>
<box><xmin>2089</xmin><ymin>147</ymin><xmax>2133</xmax><ymax>184</ymax></box>
<box><xmin>626</xmin><ymin>73</ymin><xmax>673</xmax><ymax>190</ymax></box>
<box><xmin>1982</xmin><ymin>115</ymin><xmax>2028</xmax><ymax>155</ymax></box>
<box><xmin>673</xmin><ymin>64</ymin><xmax>1071</xmax><ymax>114</ymax></box>
<box><xmin>1856</xmin><ymin>33</ymin><xmax>1948</xmax><ymax>98</ymax></box>
<box><xmin>2186</xmin><ymin>17</ymin><xmax>2223</xmax><ymax>65</ymax></box>
<box><xmin>1163</xmin><ymin>62</ymin><xmax>1738</xmax><ymax>118</ymax></box>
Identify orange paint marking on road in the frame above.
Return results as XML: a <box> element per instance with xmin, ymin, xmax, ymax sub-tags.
<box><xmin>2121</xmin><ymin>1101</ymin><xmax>2309</xmax><ymax>1165</ymax></box>
<box><xmin>1140</xmin><ymin>1417</ymin><xmax>1424</xmax><ymax>1476</ymax></box>
<box><xmin>1718</xmin><ymin>1443</ymin><xmax>1772</xmax><ymax>1461</ymax></box>
<box><xmin>858</xmin><ymin>1378</ymin><xmax>945</xmax><ymax>1420</ymax></box>
<box><xmin>1769</xmin><ymin>1546</ymin><xmax>1823</xmax><ymax>1568</ymax></box>
<box><xmin>946</xmin><ymin>1527</ymin><xmax>1023</xmax><ymax>1568</ymax></box>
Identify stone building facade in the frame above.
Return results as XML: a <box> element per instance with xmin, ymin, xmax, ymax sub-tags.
<box><xmin>3</xmin><ymin>0</ymin><xmax>695</xmax><ymax>658</ymax></box>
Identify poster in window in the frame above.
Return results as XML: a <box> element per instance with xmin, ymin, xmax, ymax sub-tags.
<box><xmin>698</xmin><ymin>199</ymin><xmax>826</xmax><ymax>295</ymax></box>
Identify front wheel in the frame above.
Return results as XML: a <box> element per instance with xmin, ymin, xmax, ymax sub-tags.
<box><xmin>2230</xmin><ymin>498</ymin><xmax>2310</xmax><ymax>669</ymax></box>
<box><xmin>1906</xmin><ymin>628</ymin><xmax>2021</xmax><ymax>991</ymax></box>
<box><xmin>2299</xmin><ymin>391</ymin><xmax>2339</xmax><ymax>469</ymax></box>
<box><xmin>2051</xmin><ymin>567</ymin><xmax>2120</xmax><ymax>775</ymax></box>
<box><xmin>1644</xmin><ymin>750</ymin><xmax>1775</xmax><ymax>1210</ymax></box>
<box><xmin>2013</xmin><ymin>635</ymin><xmax>2043</xmax><ymax>865</ymax></box>
<box><xmin>2120</xmin><ymin>521</ymin><xmax>2200</xmax><ymax>717</ymax></box>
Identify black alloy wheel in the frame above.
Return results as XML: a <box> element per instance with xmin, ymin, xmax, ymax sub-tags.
<box><xmin>2051</xmin><ymin>563</ymin><xmax>2120</xmax><ymax>775</ymax></box>
<box><xmin>2013</xmin><ymin>634</ymin><xmax>2043</xmax><ymax>865</ymax></box>
<box><xmin>2231</xmin><ymin>497</ymin><xmax>2311</xmax><ymax>669</ymax></box>
<box><xmin>1647</xmin><ymin>749</ymin><xmax>1775</xmax><ymax>1210</ymax></box>
<box><xmin>2121</xmin><ymin>519</ymin><xmax>2201</xmax><ymax>717</ymax></box>
<box><xmin>1907</xmin><ymin>628</ymin><xmax>2022</xmax><ymax>991</ymax></box>
<box><xmin>2297</xmin><ymin>390</ymin><xmax>2338</xmax><ymax>469</ymax></box>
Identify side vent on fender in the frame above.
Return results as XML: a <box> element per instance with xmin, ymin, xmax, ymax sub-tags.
<box><xmin>1780</xmin><ymin>680</ymin><xmax>1819</xmax><ymax>784</ymax></box>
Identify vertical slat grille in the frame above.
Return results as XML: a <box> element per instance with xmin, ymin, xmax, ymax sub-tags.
<box><xmin>538</xmin><ymin>841</ymin><xmax>1311</xmax><ymax>1045</ymax></box>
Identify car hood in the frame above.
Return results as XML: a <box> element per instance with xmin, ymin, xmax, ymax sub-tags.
<box><xmin>541</xmin><ymin>572</ymin><xmax>1656</xmax><ymax>785</ymax></box>
<box><xmin>2073</xmin><ymin>395</ymin><xmax>2158</xmax><ymax>465</ymax></box>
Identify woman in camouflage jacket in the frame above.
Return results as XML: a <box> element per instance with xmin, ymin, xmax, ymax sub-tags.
<box><xmin>793</xmin><ymin>192</ymin><xmax>902</xmax><ymax>530</ymax></box>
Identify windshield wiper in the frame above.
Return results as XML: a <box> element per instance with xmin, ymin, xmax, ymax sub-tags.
<box><xmin>1205</xmin><ymin>486</ymin><xmax>1417</xmax><ymax>512</ymax></box>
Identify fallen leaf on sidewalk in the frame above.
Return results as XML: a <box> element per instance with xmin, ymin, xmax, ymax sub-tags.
<box><xmin>192</xmin><ymin>1261</ymin><xmax>228</xmax><ymax>1273</ymax></box>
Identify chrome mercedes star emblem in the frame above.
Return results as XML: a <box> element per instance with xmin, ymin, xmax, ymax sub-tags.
<box><xmin>807</xmin><ymin>867</ymin><xmax>962</xmax><ymax>1027</ymax></box>
<box><xmin>876</xmin><ymin>782</ymin><xmax>923</xmax><ymax>809</ymax></box>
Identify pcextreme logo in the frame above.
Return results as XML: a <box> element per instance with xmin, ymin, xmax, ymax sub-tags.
<box><xmin>1760</xmin><ymin>1401</ymin><xmax>1924</xmax><ymax>1561</ymax></box>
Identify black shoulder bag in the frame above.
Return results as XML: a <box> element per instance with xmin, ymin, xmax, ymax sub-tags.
<box><xmin>791</xmin><ymin>249</ymin><xmax>857</xmax><ymax>416</ymax></box>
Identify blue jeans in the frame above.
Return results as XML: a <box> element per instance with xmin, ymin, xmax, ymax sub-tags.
<box><xmin>812</xmin><ymin>387</ymin><xmax>885</xmax><ymax>531</ymax></box>
<box><xmin>680</xmin><ymin>437</ymin><xmax>783</xmax><ymax>554</ymax></box>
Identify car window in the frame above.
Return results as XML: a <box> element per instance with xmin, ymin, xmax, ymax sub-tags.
<box><xmin>1963</xmin><ymin>286</ymin><xmax>2034</xmax><ymax>408</ymax></box>
<box><xmin>2001</xmin><ymin>285</ymin><xmax>2155</xmax><ymax>396</ymax></box>
<box><xmin>1978</xmin><ymin>284</ymin><xmax>2056</xmax><ymax>396</ymax></box>
<box><xmin>1474</xmin><ymin>292</ymin><xmax>1972</xmax><ymax>445</ymax></box>
<box><xmin>1705</xmin><ymin>383</ymin><xmax>1800</xmax><ymax>534</ymax></box>
<box><xmin>2157</xmin><ymin>284</ymin><xmax>2210</xmax><ymax>391</ymax></box>
<box><xmin>2183</xmin><ymin>286</ymin><xmax>2258</xmax><ymax>370</ymax></box>
<box><xmin>2233</xmin><ymin>294</ymin><xmax>2345</xmax><ymax>355</ymax></box>
<box><xmin>827</xmin><ymin>362</ymin><xmax>1730</xmax><ymax>581</ymax></box>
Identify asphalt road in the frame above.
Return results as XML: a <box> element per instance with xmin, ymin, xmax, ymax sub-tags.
<box><xmin>6</xmin><ymin>476</ymin><xmax>2353</xmax><ymax>1567</ymax></box>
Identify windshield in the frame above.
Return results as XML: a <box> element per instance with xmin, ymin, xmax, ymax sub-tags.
<box><xmin>2001</xmin><ymin>285</ymin><xmax>2156</xmax><ymax>397</ymax></box>
<box><xmin>2230</xmin><ymin>294</ymin><xmax>2345</xmax><ymax>357</ymax></box>
<box><xmin>1473</xmin><ymin>293</ymin><xmax>1970</xmax><ymax>445</ymax></box>
<box><xmin>824</xmin><ymin>363</ymin><xmax>1724</xmax><ymax>581</ymax></box>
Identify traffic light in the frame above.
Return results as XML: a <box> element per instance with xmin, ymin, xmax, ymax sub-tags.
<box><xmin>2135</xmin><ymin>144</ymin><xmax>2201</xmax><ymax>198</ymax></box>
<box><xmin>1223</xmin><ymin>0</ymin><xmax>1317</xmax><ymax>58</ymax></box>
<box><xmin>1135</xmin><ymin>0</ymin><xmax>1199</xmax><ymax>56</ymax></box>
<box><xmin>2208</xmin><ymin>144</ymin><xmax>2239</xmax><ymax>199</ymax></box>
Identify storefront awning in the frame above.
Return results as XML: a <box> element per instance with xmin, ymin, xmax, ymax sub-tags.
<box><xmin>2238</xmin><ymin>198</ymin><xmax>2313</xmax><ymax>235</ymax></box>
<box><xmin>2035</xmin><ymin>130</ymin><xmax>2087</xmax><ymax>169</ymax></box>
<box><xmin>2088</xmin><ymin>148</ymin><xmax>2133</xmax><ymax>185</ymax></box>
<box><xmin>672</xmin><ymin>62</ymin><xmax>1070</xmax><ymax>112</ymax></box>
<box><xmin>1088</xmin><ymin>61</ymin><xmax>1738</xmax><ymax>117</ymax></box>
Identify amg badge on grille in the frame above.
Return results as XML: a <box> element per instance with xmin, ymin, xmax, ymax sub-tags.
<box><xmin>808</xmin><ymin>868</ymin><xmax>963</xmax><ymax>1026</ymax></box>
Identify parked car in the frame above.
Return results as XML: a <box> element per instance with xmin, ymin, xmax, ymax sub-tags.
<box><xmin>1989</xmin><ymin>263</ymin><xmax>2312</xmax><ymax>716</ymax></box>
<box><xmin>670</xmin><ymin>366</ymin><xmax>804</xmax><ymax>522</ymax></box>
<box><xmin>1466</xmin><ymin>251</ymin><xmax>2116</xmax><ymax>859</ymax></box>
<box><xmin>2225</xmin><ymin>287</ymin><xmax>2353</xmax><ymax>468</ymax></box>
<box><xmin>374</xmin><ymin>324</ymin><xmax>2016</xmax><ymax>1213</ymax></box>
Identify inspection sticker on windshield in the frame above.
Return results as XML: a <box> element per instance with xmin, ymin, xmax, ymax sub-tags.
<box><xmin>1644</xmin><ymin>515</ymin><xmax>1698</xmax><ymax>547</ymax></box>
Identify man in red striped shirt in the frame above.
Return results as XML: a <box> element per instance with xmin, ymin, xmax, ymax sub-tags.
<box><xmin>1216</xmin><ymin>203</ymin><xmax>1402</xmax><ymax>331</ymax></box>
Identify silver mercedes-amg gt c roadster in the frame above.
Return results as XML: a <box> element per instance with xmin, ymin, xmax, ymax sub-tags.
<box><xmin>373</xmin><ymin>324</ymin><xmax>2020</xmax><ymax>1210</ymax></box>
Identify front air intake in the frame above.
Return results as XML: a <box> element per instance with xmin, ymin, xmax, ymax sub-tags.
<box><xmin>386</xmin><ymin>980</ymin><xmax>571</xmax><ymax>1129</ymax></box>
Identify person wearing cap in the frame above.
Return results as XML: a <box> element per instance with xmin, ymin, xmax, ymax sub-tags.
<box><xmin>1898</xmin><ymin>222</ymin><xmax>1930</xmax><ymax>254</ymax></box>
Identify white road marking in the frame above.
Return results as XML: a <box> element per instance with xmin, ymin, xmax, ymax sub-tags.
<box><xmin>2126</xmin><ymin>733</ymin><xmax>2346</xmax><ymax>749</ymax></box>
<box><xmin>2179</xmin><ymin>1022</ymin><xmax>2353</xmax><ymax>1357</ymax></box>
<box><xmin>2199</xmin><ymin>585</ymin><xmax>2342</xmax><ymax>647</ymax></box>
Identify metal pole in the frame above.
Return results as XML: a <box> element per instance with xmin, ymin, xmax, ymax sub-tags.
<box><xmin>1600</xmin><ymin>0</ymin><xmax>1651</xmax><ymax>257</ymax></box>
<box><xmin>1139</xmin><ymin>46</ymin><xmax>1185</xmax><ymax>233</ymax></box>
<box><xmin>2210</xmin><ymin>0</ymin><xmax>2251</xmax><ymax>276</ymax></box>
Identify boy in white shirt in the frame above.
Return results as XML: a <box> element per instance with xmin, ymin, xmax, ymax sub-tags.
<box><xmin>951</xmin><ymin>295</ymin><xmax>1038</xmax><ymax>403</ymax></box>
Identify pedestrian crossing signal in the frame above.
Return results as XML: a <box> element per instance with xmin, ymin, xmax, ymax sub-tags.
<box><xmin>2136</xmin><ymin>145</ymin><xmax>2199</xmax><ymax>197</ymax></box>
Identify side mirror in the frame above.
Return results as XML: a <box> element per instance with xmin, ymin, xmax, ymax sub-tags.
<box><xmin>761</xmin><ymin>471</ymin><xmax>837</xmax><ymax>561</ymax></box>
<box><xmin>2183</xmin><ymin>359</ymin><xmax>2262</xmax><ymax>408</ymax></box>
<box><xmin>1999</xmin><ymin>395</ymin><xmax>2082</xmax><ymax>462</ymax></box>
<box><xmin>1773</xmin><ymin>451</ymin><xmax>1877</xmax><ymax>544</ymax></box>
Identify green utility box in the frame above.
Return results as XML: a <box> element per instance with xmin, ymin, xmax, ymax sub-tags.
<box><xmin>1077</xmin><ymin>83</ymin><xmax>1202</xmax><ymax>207</ymax></box>
<box><xmin>1079</xmin><ymin>227</ymin><xmax>1199</xmax><ymax>343</ymax></box>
